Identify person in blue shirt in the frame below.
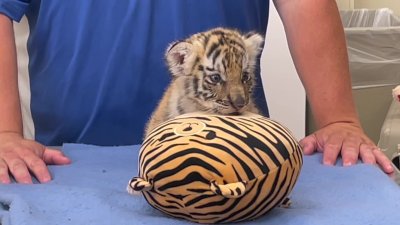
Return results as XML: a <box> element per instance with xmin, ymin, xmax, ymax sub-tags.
<box><xmin>0</xmin><ymin>0</ymin><xmax>394</xmax><ymax>184</ymax></box>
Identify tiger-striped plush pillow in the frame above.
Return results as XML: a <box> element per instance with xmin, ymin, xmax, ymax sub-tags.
<box><xmin>127</xmin><ymin>113</ymin><xmax>303</xmax><ymax>224</ymax></box>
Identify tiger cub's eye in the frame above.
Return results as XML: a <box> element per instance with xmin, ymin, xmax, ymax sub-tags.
<box><xmin>242</xmin><ymin>72</ymin><xmax>251</xmax><ymax>82</ymax></box>
<box><xmin>208</xmin><ymin>74</ymin><xmax>222</xmax><ymax>84</ymax></box>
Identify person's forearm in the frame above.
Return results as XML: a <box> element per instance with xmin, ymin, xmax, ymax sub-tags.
<box><xmin>0</xmin><ymin>14</ymin><xmax>23</xmax><ymax>135</ymax></box>
<box><xmin>274</xmin><ymin>0</ymin><xmax>360</xmax><ymax>128</ymax></box>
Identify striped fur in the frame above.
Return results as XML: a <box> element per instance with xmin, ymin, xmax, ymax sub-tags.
<box><xmin>145</xmin><ymin>28</ymin><xmax>264</xmax><ymax>137</ymax></box>
<box><xmin>129</xmin><ymin>113</ymin><xmax>303</xmax><ymax>223</ymax></box>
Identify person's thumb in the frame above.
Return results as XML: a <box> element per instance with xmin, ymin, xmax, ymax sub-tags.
<box><xmin>42</xmin><ymin>147</ymin><xmax>71</xmax><ymax>165</ymax></box>
<box><xmin>299</xmin><ymin>135</ymin><xmax>318</xmax><ymax>155</ymax></box>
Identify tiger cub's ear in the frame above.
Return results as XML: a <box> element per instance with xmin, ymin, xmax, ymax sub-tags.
<box><xmin>165</xmin><ymin>41</ymin><xmax>195</xmax><ymax>77</ymax></box>
<box><xmin>242</xmin><ymin>32</ymin><xmax>264</xmax><ymax>61</ymax></box>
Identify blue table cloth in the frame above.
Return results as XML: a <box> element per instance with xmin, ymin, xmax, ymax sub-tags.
<box><xmin>0</xmin><ymin>144</ymin><xmax>399</xmax><ymax>225</ymax></box>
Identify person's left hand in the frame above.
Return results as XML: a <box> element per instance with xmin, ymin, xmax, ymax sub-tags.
<box><xmin>300</xmin><ymin>121</ymin><xmax>394</xmax><ymax>174</ymax></box>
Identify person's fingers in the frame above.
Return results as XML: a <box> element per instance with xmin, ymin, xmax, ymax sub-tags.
<box><xmin>321</xmin><ymin>135</ymin><xmax>342</xmax><ymax>166</ymax></box>
<box><xmin>300</xmin><ymin>122</ymin><xmax>395</xmax><ymax>174</ymax></box>
<box><xmin>0</xmin><ymin>144</ymin><xmax>51</xmax><ymax>184</ymax></box>
<box><xmin>3</xmin><ymin>154</ymin><xmax>32</xmax><ymax>184</ymax></box>
<box><xmin>299</xmin><ymin>135</ymin><xmax>318</xmax><ymax>155</ymax></box>
<box><xmin>340</xmin><ymin>136</ymin><xmax>361</xmax><ymax>167</ymax></box>
<box><xmin>17</xmin><ymin>147</ymin><xmax>71</xmax><ymax>183</ymax></box>
<box><xmin>0</xmin><ymin>146</ymin><xmax>33</xmax><ymax>183</ymax></box>
<box><xmin>359</xmin><ymin>144</ymin><xmax>376</xmax><ymax>165</ymax></box>
<box><xmin>373</xmin><ymin>149</ymin><xmax>394</xmax><ymax>174</ymax></box>
<box><xmin>43</xmin><ymin>147</ymin><xmax>71</xmax><ymax>165</ymax></box>
<box><xmin>24</xmin><ymin>156</ymin><xmax>51</xmax><ymax>183</ymax></box>
<box><xmin>0</xmin><ymin>135</ymin><xmax>65</xmax><ymax>184</ymax></box>
<box><xmin>0</xmin><ymin>158</ymin><xmax>11</xmax><ymax>184</ymax></box>
<box><xmin>322</xmin><ymin>144</ymin><xmax>341</xmax><ymax>166</ymax></box>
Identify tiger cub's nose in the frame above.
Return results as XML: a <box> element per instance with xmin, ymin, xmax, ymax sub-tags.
<box><xmin>231</xmin><ymin>95</ymin><xmax>246</xmax><ymax>109</ymax></box>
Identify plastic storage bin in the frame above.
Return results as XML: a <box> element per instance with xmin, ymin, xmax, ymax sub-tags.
<box><xmin>378</xmin><ymin>87</ymin><xmax>400</xmax><ymax>169</ymax></box>
<box><xmin>340</xmin><ymin>8</ymin><xmax>400</xmax><ymax>89</ymax></box>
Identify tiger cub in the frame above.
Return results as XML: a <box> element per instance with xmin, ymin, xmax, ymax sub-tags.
<box><xmin>145</xmin><ymin>27</ymin><xmax>264</xmax><ymax>137</ymax></box>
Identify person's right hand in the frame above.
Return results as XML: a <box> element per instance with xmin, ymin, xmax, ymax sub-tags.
<box><xmin>0</xmin><ymin>132</ymin><xmax>71</xmax><ymax>184</ymax></box>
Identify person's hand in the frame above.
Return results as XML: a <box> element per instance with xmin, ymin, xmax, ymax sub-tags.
<box><xmin>300</xmin><ymin>122</ymin><xmax>394</xmax><ymax>174</ymax></box>
<box><xmin>0</xmin><ymin>132</ymin><xmax>71</xmax><ymax>184</ymax></box>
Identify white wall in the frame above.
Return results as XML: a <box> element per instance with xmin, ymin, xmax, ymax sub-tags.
<box><xmin>354</xmin><ymin>0</ymin><xmax>400</xmax><ymax>16</ymax></box>
<box><xmin>336</xmin><ymin>0</ymin><xmax>400</xmax><ymax>15</ymax></box>
<box><xmin>261</xmin><ymin>4</ymin><xmax>306</xmax><ymax>140</ymax></box>
<box><xmin>336</xmin><ymin>0</ymin><xmax>354</xmax><ymax>10</ymax></box>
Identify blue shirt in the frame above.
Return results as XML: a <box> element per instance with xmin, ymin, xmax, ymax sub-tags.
<box><xmin>0</xmin><ymin>0</ymin><xmax>270</xmax><ymax>145</ymax></box>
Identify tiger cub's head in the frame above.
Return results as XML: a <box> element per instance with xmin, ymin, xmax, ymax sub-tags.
<box><xmin>166</xmin><ymin>27</ymin><xmax>264</xmax><ymax>115</ymax></box>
